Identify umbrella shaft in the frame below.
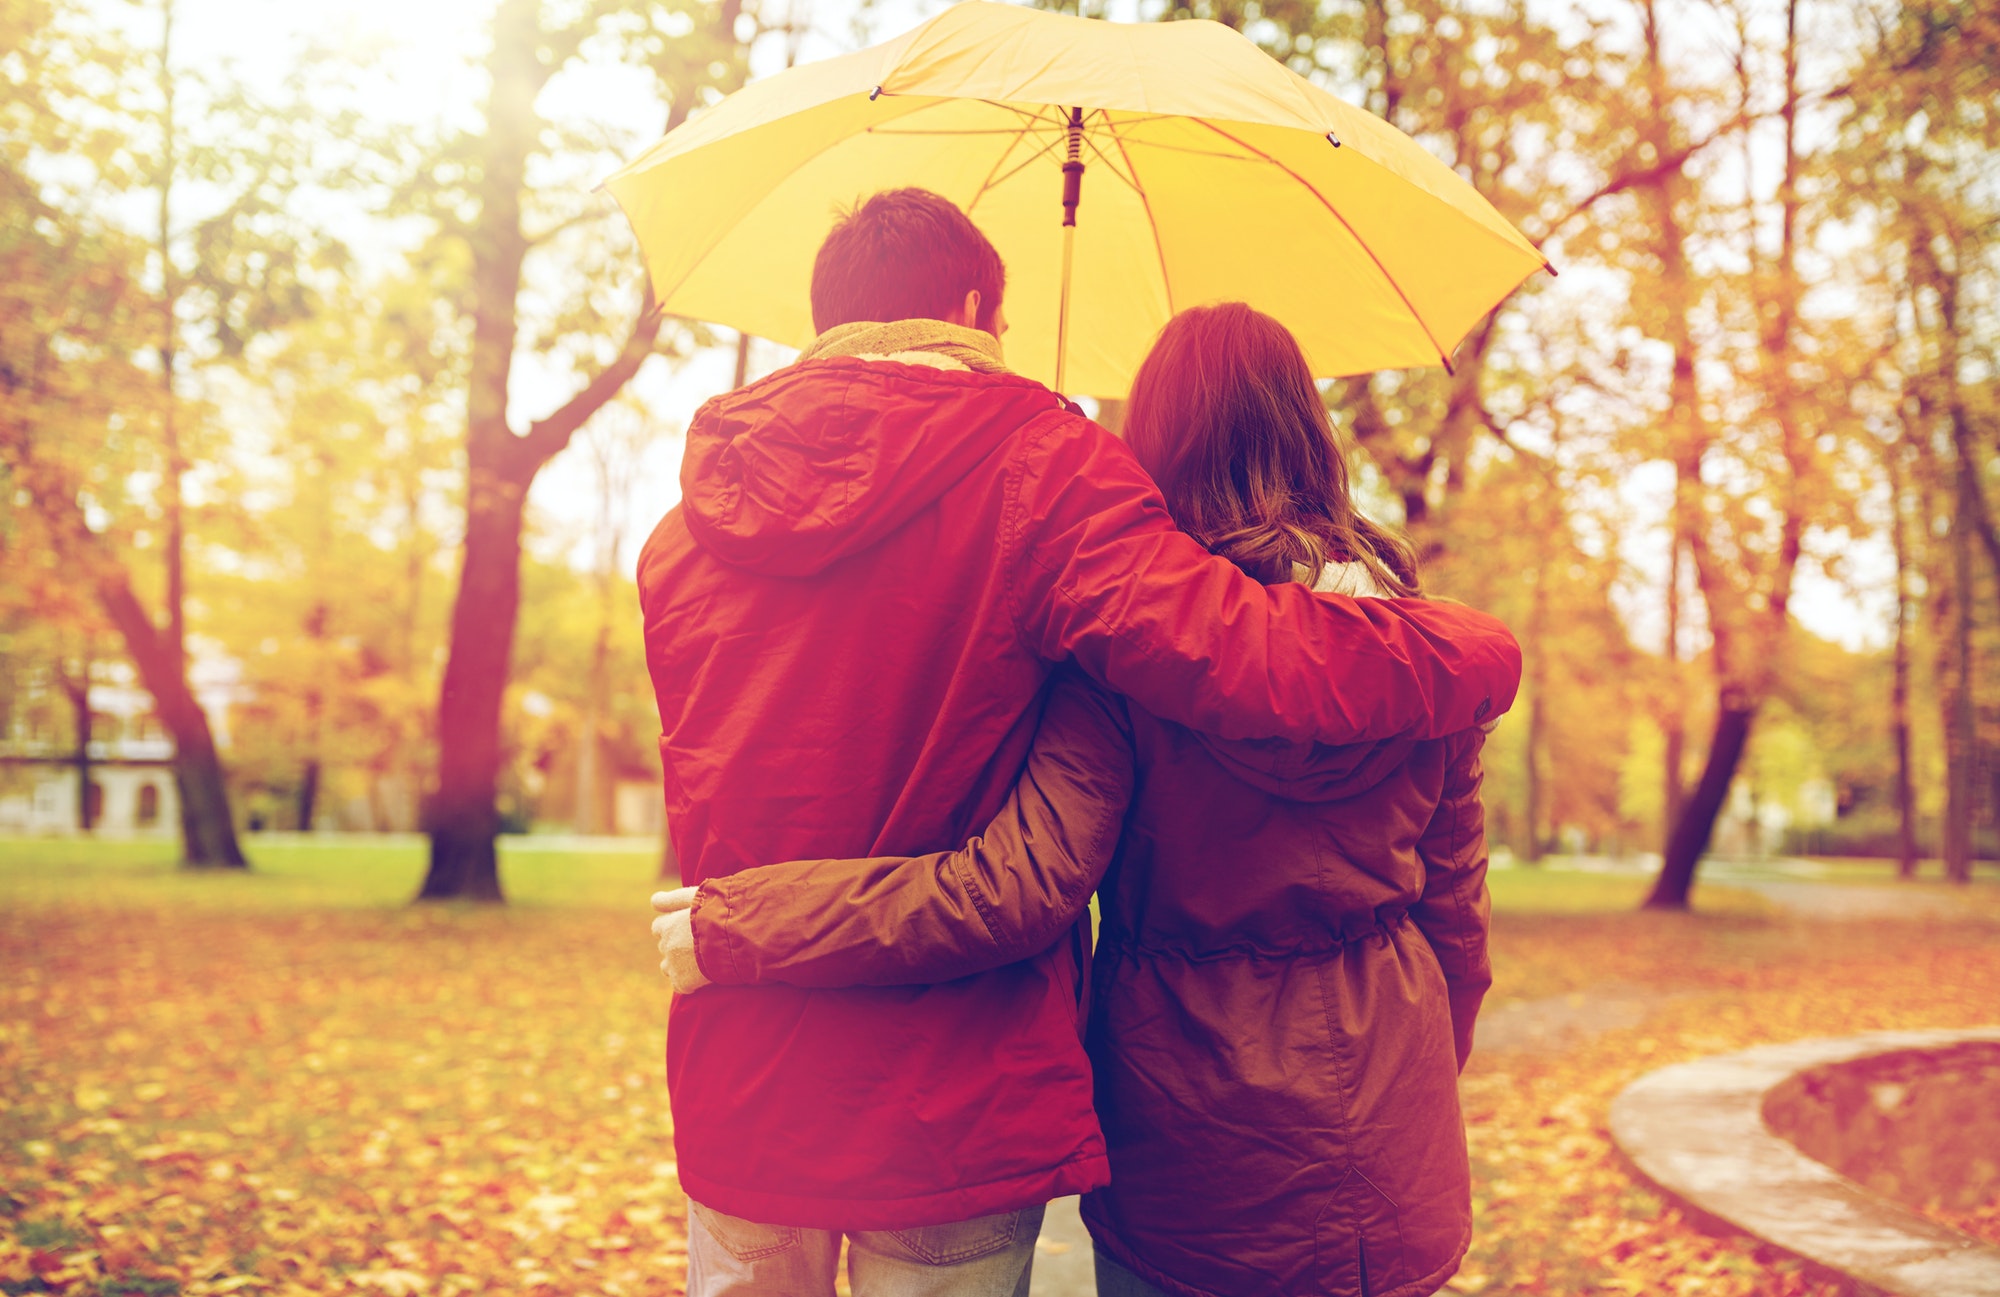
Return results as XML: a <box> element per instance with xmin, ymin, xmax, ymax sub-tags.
<box><xmin>1055</xmin><ymin>221</ymin><xmax>1076</xmax><ymax>394</ymax></box>
<box><xmin>1061</xmin><ymin>105</ymin><xmax>1085</xmax><ymax>229</ymax></box>
<box><xmin>1055</xmin><ymin>106</ymin><xmax>1084</xmax><ymax>393</ymax></box>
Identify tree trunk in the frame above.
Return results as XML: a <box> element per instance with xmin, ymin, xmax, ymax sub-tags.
<box><xmin>1888</xmin><ymin>444</ymin><xmax>1918</xmax><ymax>878</ymax></box>
<box><xmin>1637</xmin><ymin>0</ymin><xmax>1700</xmax><ymax>865</ymax></box>
<box><xmin>298</xmin><ymin>600</ymin><xmax>327</xmax><ymax>831</ymax></box>
<box><xmin>64</xmin><ymin>662</ymin><xmax>94</xmax><ymax>832</ymax></box>
<box><xmin>158</xmin><ymin>0</ymin><xmax>187</xmax><ymax>693</ymax></box>
<box><xmin>1646</xmin><ymin>696</ymin><xmax>1756</xmax><ymax>910</ymax></box>
<box><xmin>1</xmin><ymin>445</ymin><xmax>245</xmax><ymax>865</ymax></box>
<box><xmin>96</xmin><ymin>571</ymin><xmax>246</xmax><ymax>867</ymax></box>
<box><xmin>574</xmin><ymin>607</ymin><xmax>611</xmax><ymax>836</ymax></box>
<box><xmin>416</xmin><ymin>0</ymin><xmax>662</xmax><ymax>901</ymax></box>
<box><xmin>1643</xmin><ymin>0</ymin><xmax>1806</xmax><ymax>910</ymax></box>
<box><xmin>574</xmin><ymin>715</ymin><xmax>603</xmax><ymax>834</ymax></box>
<box><xmin>1522</xmin><ymin>558</ymin><xmax>1550</xmax><ymax>863</ymax></box>
<box><xmin>1943</xmin><ymin>460</ymin><xmax>1977</xmax><ymax>884</ymax></box>
<box><xmin>140</xmin><ymin>0</ymin><xmax>241</xmax><ymax>866</ymax></box>
<box><xmin>1662</xmin><ymin>532</ymin><xmax>1684</xmax><ymax>834</ymax></box>
<box><xmin>1524</xmin><ymin>675</ymin><xmax>1546</xmax><ymax>862</ymax></box>
<box><xmin>297</xmin><ymin>758</ymin><xmax>320</xmax><ymax>833</ymax></box>
<box><xmin>1893</xmin><ymin>612</ymin><xmax>1918</xmax><ymax>881</ymax></box>
<box><xmin>422</xmin><ymin>471</ymin><xmax>531</xmax><ymax>901</ymax></box>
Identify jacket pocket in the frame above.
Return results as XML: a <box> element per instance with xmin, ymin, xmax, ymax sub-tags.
<box><xmin>1316</xmin><ymin>1168</ymin><xmax>1405</xmax><ymax>1296</ymax></box>
<box><xmin>884</xmin><ymin>1207</ymin><xmax>1028</xmax><ymax>1265</ymax></box>
<box><xmin>689</xmin><ymin>1200</ymin><xmax>802</xmax><ymax>1262</ymax></box>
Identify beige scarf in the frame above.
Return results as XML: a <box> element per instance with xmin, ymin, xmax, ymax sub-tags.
<box><xmin>1298</xmin><ymin>559</ymin><xmax>1391</xmax><ymax>598</ymax></box>
<box><xmin>797</xmin><ymin>318</ymin><xmax>1011</xmax><ymax>376</ymax></box>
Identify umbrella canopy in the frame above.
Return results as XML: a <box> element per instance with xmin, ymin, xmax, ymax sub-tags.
<box><xmin>605</xmin><ymin>1</ymin><xmax>1548</xmax><ymax>397</ymax></box>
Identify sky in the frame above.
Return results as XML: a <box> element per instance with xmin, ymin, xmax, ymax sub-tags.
<box><xmin>160</xmin><ymin>0</ymin><xmax>1890</xmax><ymax>655</ymax></box>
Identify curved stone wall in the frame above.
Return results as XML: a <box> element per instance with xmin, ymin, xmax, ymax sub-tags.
<box><xmin>1609</xmin><ymin>1029</ymin><xmax>2000</xmax><ymax>1297</ymax></box>
<box><xmin>1764</xmin><ymin>1040</ymin><xmax>2000</xmax><ymax>1216</ymax></box>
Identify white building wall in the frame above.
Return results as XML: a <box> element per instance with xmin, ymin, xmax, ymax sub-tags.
<box><xmin>0</xmin><ymin>765</ymin><xmax>178</xmax><ymax>837</ymax></box>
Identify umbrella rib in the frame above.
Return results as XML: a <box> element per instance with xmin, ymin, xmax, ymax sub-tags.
<box><xmin>860</xmin><ymin>95</ymin><xmax>1061</xmax><ymax>218</ymax></box>
<box><xmin>1078</xmin><ymin>118</ymin><xmax>1141</xmax><ymax>194</ymax></box>
<box><xmin>1114</xmin><ymin>137</ymin><xmax>1270</xmax><ymax>162</ymax></box>
<box><xmin>868</xmin><ymin>126</ymin><xmax>1069</xmax><ymax>136</ymax></box>
<box><xmin>991</xmin><ymin>101</ymin><xmax>1062</xmax><ymax>129</ymax></box>
<box><xmin>862</xmin><ymin>94</ymin><xmax>1056</xmax><ymax>136</ymax></box>
<box><xmin>1101</xmin><ymin>115</ymin><xmax>1175</xmax><ymax>317</ymax></box>
<box><xmin>968</xmin><ymin>128</ymin><xmax>1070</xmax><ymax>212</ymax></box>
<box><xmin>962</xmin><ymin>103</ymin><xmax>1070</xmax><ymax>213</ymax></box>
<box><xmin>1187</xmin><ymin>118</ymin><xmax>1456</xmax><ymax>372</ymax></box>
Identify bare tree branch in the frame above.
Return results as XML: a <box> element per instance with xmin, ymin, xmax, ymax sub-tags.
<box><xmin>515</xmin><ymin>286</ymin><xmax>662</xmax><ymax>472</ymax></box>
<box><xmin>1529</xmin><ymin>109</ymin><xmax>1756</xmax><ymax>245</ymax></box>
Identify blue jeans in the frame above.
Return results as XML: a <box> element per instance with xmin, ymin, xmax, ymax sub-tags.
<box><xmin>686</xmin><ymin>1199</ymin><xmax>1046</xmax><ymax>1297</ymax></box>
<box><xmin>1094</xmin><ymin>1252</ymin><xmax>1170</xmax><ymax>1297</ymax></box>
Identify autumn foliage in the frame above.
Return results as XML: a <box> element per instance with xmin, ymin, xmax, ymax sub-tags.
<box><xmin>2</xmin><ymin>851</ymin><xmax>685</xmax><ymax>1297</ymax></box>
<box><xmin>4</xmin><ymin>852</ymin><xmax>1997</xmax><ymax>1296</ymax></box>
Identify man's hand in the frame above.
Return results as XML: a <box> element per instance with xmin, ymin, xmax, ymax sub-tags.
<box><xmin>651</xmin><ymin>888</ymin><xmax>711</xmax><ymax>994</ymax></box>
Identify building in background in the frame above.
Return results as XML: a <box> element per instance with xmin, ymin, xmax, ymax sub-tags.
<box><xmin>0</xmin><ymin>678</ymin><xmax>178</xmax><ymax>837</ymax></box>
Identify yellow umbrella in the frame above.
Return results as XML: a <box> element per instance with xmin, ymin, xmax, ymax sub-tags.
<box><xmin>605</xmin><ymin>1</ymin><xmax>1549</xmax><ymax>397</ymax></box>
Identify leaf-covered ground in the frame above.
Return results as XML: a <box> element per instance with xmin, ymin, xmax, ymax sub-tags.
<box><xmin>1934</xmin><ymin>1199</ymin><xmax>2000</xmax><ymax>1248</ymax></box>
<box><xmin>1455</xmin><ymin>876</ymin><xmax>2000</xmax><ymax>1296</ymax></box>
<box><xmin>2</xmin><ymin>843</ymin><xmax>1997</xmax><ymax>1296</ymax></box>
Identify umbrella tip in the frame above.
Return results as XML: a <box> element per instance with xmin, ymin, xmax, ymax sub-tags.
<box><xmin>1326</xmin><ymin>131</ymin><xmax>1342</xmax><ymax>148</ymax></box>
<box><xmin>1543</xmin><ymin>261</ymin><xmax>1560</xmax><ymax>278</ymax></box>
<box><xmin>870</xmin><ymin>85</ymin><xmax>884</xmax><ymax>101</ymax></box>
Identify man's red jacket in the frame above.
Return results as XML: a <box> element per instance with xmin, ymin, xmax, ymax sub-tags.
<box><xmin>638</xmin><ymin>356</ymin><xmax>1520</xmax><ymax>1231</ymax></box>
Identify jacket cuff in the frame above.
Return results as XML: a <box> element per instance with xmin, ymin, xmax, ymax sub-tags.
<box><xmin>688</xmin><ymin>883</ymin><xmax>742</xmax><ymax>985</ymax></box>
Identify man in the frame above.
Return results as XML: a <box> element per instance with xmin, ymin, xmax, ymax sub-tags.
<box><xmin>640</xmin><ymin>188</ymin><xmax>1520</xmax><ymax>1296</ymax></box>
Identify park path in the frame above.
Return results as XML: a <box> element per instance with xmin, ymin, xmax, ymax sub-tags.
<box><xmin>1472</xmin><ymin>985</ymin><xmax>1672</xmax><ymax>1054</ymax></box>
<box><xmin>1026</xmin><ymin>864</ymin><xmax>1997</xmax><ymax>1296</ymax></box>
<box><xmin>1029</xmin><ymin>1198</ymin><xmax>1096</xmax><ymax>1297</ymax></box>
<box><xmin>1725</xmin><ymin>875</ymin><xmax>1998</xmax><ymax>920</ymax></box>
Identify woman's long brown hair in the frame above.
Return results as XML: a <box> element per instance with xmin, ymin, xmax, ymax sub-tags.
<box><xmin>1123</xmin><ymin>302</ymin><xmax>1421</xmax><ymax>595</ymax></box>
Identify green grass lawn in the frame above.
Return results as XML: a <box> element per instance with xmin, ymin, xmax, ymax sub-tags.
<box><xmin>11</xmin><ymin>834</ymin><xmax>1998</xmax><ymax>934</ymax></box>
<box><xmin>0</xmin><ymin>835</ymin><xmax>668</xmax><ymax>911</ymax></box>
<box><xmin>1484</xmin><ymin>864</ymin><xmax>1773</xmax><ymax>916</ymax></box>
<box><xmin>11</xmin><ymin>835</ymin><xmax>1976</xmax><ymax>918</ymax></box>
<box><xmin>0</xmin><ymin>834</ymin><xmax>1798</xmax><ymax>917</ymax></box>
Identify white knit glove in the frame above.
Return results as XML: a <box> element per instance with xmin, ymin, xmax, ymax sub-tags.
<box><xmin>650</xmin><ymin>888</ymin><xmax>711</xmax><ymax>994</ymax></box>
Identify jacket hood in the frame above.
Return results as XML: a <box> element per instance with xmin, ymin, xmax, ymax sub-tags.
<box><xmin>1193</xmin><ymin>560</ymin><xmax>1417</xmax><ymax>802</ymax></box>
<box><xmin>1193</xmin><ymin>730</ymin><xmax>1421</xmax><ymax>803</ymax></box>
<box><xmin>680</xmin><ymin>357</ymin><xmax>1066</xmax><ymax>578</ymax></box>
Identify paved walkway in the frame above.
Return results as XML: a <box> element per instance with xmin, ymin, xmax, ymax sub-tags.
<box><xmin>1473</xmin><ymin>985</ymin><xmax>1672</xmax><ymax>1055</ymax></box>
<box><xmin>1726</xmin><ymin>875</ymin><xmax>1999</xmax><ymax>920</ymax></box>
<box><xmin>1029</xmin><ymin>1197</ymin><xmax>1095</xmax><ymax>1297</ymax></box>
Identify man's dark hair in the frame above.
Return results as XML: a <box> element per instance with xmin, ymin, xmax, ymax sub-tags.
<box><xmin>810</xmin><ymin>188</ymin><xmax>1006</xmax><ymax>334</ymax></box>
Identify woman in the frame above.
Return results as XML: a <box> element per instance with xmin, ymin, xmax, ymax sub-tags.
<box><xmin>656</xmin><ymin>303</ymin><xmax>1492</xmax><ymax>1297</ymax></box>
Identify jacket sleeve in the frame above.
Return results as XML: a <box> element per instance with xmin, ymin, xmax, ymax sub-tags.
<box><xmin>1410</xmin><ymin>729</ymin><xmax>1493</xmax><ymax>1070</ymax></box>
<box><xmin>1005</xmin><ymin>414</ymin><xmax>1521</xmax><ymax>744</ymax></box>
<box><xmin>690</xmin><ymin>673</ymin><xmax>1135</xmax><ymax>988</ymax></box>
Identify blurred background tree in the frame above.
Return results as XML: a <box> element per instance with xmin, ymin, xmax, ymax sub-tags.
<box><xmin>3</xmin><ymin>0</ymin><xmax>1994</xmax><ymax>903</ymax></box>
<box><xmin>409</xmin><ymin>0</ymin><xmax>765</xmax><ymax>901</ymax></box>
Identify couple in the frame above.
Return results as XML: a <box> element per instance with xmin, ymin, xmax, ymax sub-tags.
<box><xmin>642</xmin><ymin>187</ymin><xmax>1512</xmax><ymax>1297</ymax></box>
